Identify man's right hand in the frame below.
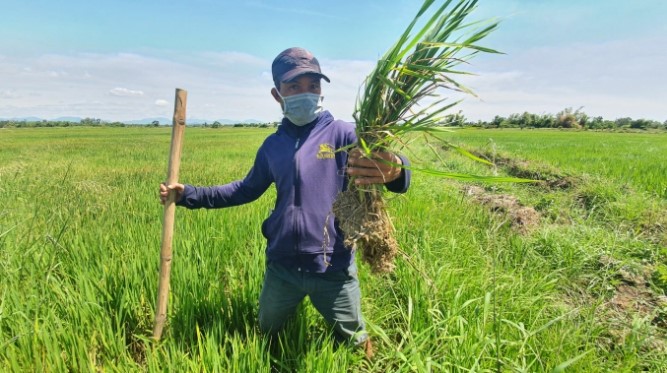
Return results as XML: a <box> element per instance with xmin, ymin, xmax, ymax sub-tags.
<box><xmin>159</xmin><ymin>183</ymin><xmax>185</xmax><ymax>205</ymax></box>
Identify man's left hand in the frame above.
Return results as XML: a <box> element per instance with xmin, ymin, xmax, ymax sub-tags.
<box><xmin>346</xmin><ymin>148</ymin><xmax>403</xmax><ymax>185</ymax></box>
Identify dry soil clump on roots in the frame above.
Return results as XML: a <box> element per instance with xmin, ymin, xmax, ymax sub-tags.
<box><xmin>333</xmin><ymin>189</ymin><xmax>398</xmax><ymax>274</ymax></box>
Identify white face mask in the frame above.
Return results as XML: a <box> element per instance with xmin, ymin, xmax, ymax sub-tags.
<box><xmin>280</xmin><ymin>92</ymin><xmax>323</xmax><ymax>126</ymax></box>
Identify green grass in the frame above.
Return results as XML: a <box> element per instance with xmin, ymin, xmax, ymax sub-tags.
<box><xmin>446</xmin><ymin>128</ymin><xmax>667</xmax><ymax>199</ymax></box>
<box><xmin>1</xmin><ymin>127</ymin><xmax>666</xmax><ymax>372</ymax></box>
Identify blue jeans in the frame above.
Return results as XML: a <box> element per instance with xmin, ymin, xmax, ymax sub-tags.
<box><xmin>258</xmin><ymin>261</ymin><xmax>367</xmax><ymax>345</ymax></box>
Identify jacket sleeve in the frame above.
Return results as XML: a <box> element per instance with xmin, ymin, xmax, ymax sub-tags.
<box><xmin>176</xmin><ymin>147</ymin><xmax>273</xmax><ymax>209</ymax></box>
<box><xmin>384</xmin><ymin>154</ymin><xmax>411</xmax><ymax>194</ymax></box>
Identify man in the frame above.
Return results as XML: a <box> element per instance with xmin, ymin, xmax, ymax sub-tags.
<box><xmin>159</xmin><ymin>47</ymin><xmax>411</xmax><ymax>358</ymax></box>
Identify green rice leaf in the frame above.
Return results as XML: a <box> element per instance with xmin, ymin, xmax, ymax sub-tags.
<box><xmin>406</xmin><ymin>166</ymin><xmax>536</xmax><ymax>183</ymax></box>
<box><xmin>450</xmin><ymin>144</ymin><xmax>494</xmax><ymax>166</ymax></box>
<box><xmin>551</xmin><ymin>350</ymin><xmax>594</xmax><ymax>373</ymax></box>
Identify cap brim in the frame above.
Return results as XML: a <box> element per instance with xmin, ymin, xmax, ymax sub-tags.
<box><xmin>282</xmin><ymin>68</ymin><xmax>330</xmax><ymax>84</ymax></box>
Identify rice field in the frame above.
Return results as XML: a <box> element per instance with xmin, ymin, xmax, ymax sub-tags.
<box><xmin>1</xmin><ymin>126</ymin><xmax>666</xmax><ymax>372</ymax></box>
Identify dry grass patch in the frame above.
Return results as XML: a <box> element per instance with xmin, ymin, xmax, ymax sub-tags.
<box><xmin>463</xmin><ymin>185</ymin><xmax>541</xmax><ymax>234</ymax></box>
<box><xmin>598</xmin><ymin>255</ymin><xmax>667</xmax><ymax>352</ymax></box>
<box><xmin>470</xmin><ymin>149</ymin><xmax>577</xmax><ymax>190</ymax></box>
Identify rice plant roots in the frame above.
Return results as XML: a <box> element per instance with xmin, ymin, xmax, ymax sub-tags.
<box><xmin>333</xmin><ymin>188</ymin><xmax>398</xmax><ymax>273</ymax></box>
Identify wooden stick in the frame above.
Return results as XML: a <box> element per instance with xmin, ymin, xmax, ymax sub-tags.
<box><xmin>153</xmin><ymin>88</ymin><xmax>187</xmax><ymax>340</ymax></box>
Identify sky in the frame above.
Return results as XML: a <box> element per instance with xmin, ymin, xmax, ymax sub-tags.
<box><xmin>1</xmin><ymin>0</ymin><xmax>666</xmax><ymax>123</ymax></box>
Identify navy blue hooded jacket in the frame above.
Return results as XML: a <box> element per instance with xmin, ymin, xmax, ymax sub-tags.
<box><xmin>177</xmin><ymin>111</ymin><xmax>411</xmax><ymax>272</ymax></box>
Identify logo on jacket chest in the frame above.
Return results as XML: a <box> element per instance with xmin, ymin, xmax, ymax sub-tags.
<box><xmin>316</xmin><ymin>143</ymin><xmax>335</xmax><ymax>159</ymax></box>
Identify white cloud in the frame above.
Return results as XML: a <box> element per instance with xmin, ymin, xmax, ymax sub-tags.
<box><xmin>452</xmin><ymin>36</ymin><xmax>667</xmax><ymax>121</ymax></box>
<box><xmin>1</xmin><ymin>39</ymin><xmax>665</xmax><ymax>122</ymax></box>
<box><xmin>109</xmin><ymin>87</ymin><xmax>144</xmax><ymax>97</ymax></box>
<box><xmin>1</xmin><ymin>89</ymin><xmax>19</xmax><ymax>98</ymax></box>
<box><xmin>316</xmin><ymin>59</ymin><xmax>375</xmax><ymax>120</ymax></box>
<box><xmin>199</xmin><ymin>51</ymin><xmax>266</xmax><ymax>68</ymax></box>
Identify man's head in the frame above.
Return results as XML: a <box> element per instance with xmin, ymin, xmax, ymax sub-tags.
<box><xmin>271</xmin><ymin>47</ymin><xmax>330</xmax><ymax>90</ymax></box>
<box><xmin>270</xmin><ymin>47</ymin><xmax>329</xmax><ymax>126</ymax></box>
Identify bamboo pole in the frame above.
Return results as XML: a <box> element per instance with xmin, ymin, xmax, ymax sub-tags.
<box><xmin>153</xmin><ymin>88</ymin><xmax>187</xmax><ymax>340</ymax></box>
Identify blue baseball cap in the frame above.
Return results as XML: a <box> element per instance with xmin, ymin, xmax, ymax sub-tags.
<box><xmin>271</xmin><ymin>47</ymin><xmax>330</xmax><ymax>88</ymax></box>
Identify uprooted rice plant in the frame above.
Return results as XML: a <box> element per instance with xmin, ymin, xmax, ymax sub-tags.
<box><xmin>333</xmin><ymin>0</ymin><xmax>530</xmax><ymax>274</ymax></box>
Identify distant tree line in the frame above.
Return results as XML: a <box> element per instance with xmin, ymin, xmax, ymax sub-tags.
<box><xmin>443</xmin><ymin>108</ymin><xmax>666</xmax><ymax>131</ymax></box>
<box><xmin>1</xmin><ymin>109</ymin><xmax>665</xmax><ymax>131</ymax></box>
<box><xmin>0</xmin><ymin>118</ymin><xmax>279</xmax><ymax>128</ymax></box>
<box><xmin>201</xmin><ymin>121</ymin><xmax>277</xmax><ymax>128</ymax></box>
<box><xmin>0</xmin><ymin>117</ymin><xmax>128</xmax><ymax>128</ymax></box>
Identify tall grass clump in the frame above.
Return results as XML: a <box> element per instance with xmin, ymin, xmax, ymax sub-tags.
<box><xmin>334</xmin><ymin>0</ymin><xmax>507</xmax><ymax>273</ymax></box>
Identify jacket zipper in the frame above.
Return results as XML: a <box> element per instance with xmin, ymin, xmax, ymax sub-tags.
<box><xmin>293</xmin><ymin>137</ymin><xmax>301</xmax><ymax>254</ymax></box>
